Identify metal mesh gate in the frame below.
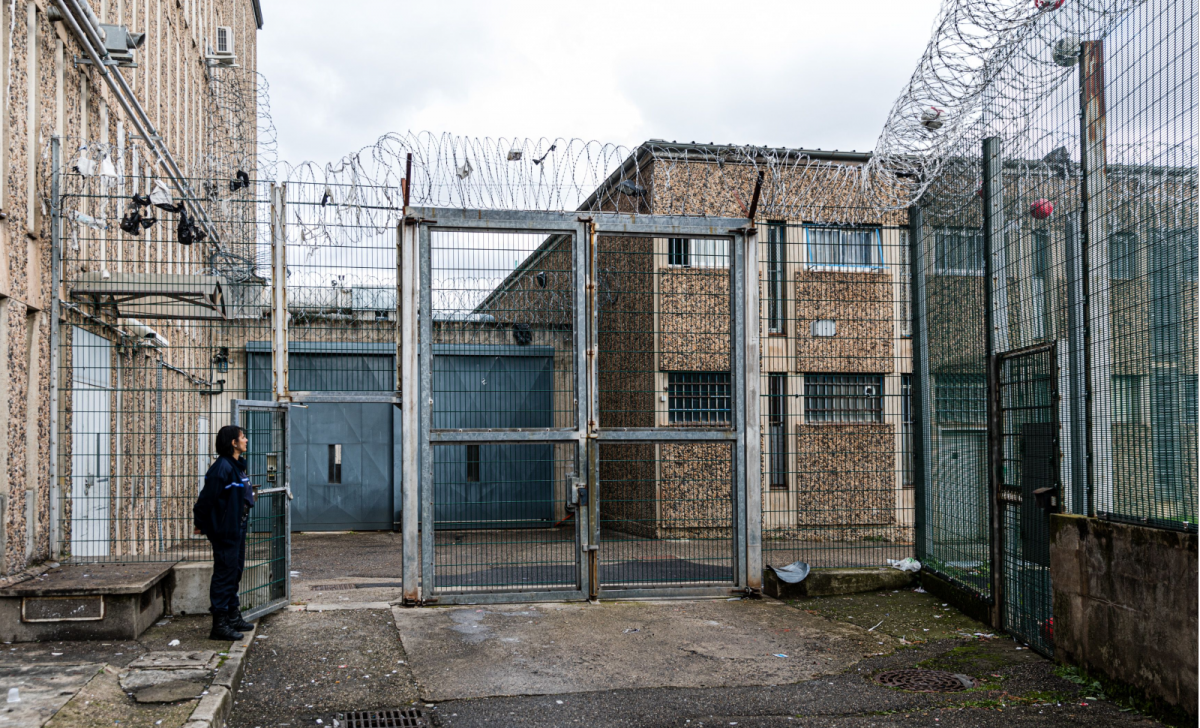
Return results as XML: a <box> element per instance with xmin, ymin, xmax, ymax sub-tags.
<box><xmin>997</xmin><ymin>346</ymin><xmax>1057</xmax><ymax>654</ymax></box>
<box><xmin>411</xmin><ymin>208</ymin><xmax>756</xmax><ymax>603</ymax></box>
<box><xmin>231</xmin><ymin>400</ymin><xmax>291</xmax><ymax>620</ymax></box>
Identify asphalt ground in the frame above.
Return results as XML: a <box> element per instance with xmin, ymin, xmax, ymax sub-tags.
<box><xmin>226</xmin><ymin>589</ymin><xmax>1169</xmax><ymax>728</ymax></box>
<box><xmin>228</xmin><ymin>607</ymin><xmax>419</xmax><ymax>728</ymax></box>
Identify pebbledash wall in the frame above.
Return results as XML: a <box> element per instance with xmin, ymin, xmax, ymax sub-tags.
<box><xmin>0</xmin><ymin>0</ymin><xmax>262</xmax><ymax>575</ymax></box>
<box><xmin>485</xmin><ymin>144</ymin><xmax>915</xmax><ymax>550</ymax></box>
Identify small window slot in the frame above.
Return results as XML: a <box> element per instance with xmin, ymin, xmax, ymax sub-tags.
<box><xmin>466</xmin><ymin>444</ymin><xmax>481</xmax><ymax>483</ymax></box>
<box><xmin>328</xmin><ymin>444</ymin><xmax>342</xmax><ymax>484</ymax></box>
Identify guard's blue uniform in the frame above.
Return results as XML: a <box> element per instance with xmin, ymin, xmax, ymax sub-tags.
<box><xmin>194</xmin><ymin>455</ymin><xmax>254</xmax><ymax>613</ymax></box>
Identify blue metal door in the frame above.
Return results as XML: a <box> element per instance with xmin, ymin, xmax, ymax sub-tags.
<box><xmin>290</xmin><ymin>402</ymin><xmax>396</xmax><ymax>531</ymax></box>
<box><xmin>432</xmin><ymin>345</ymin><xmax>555</xmax><ymax>528</ymax></box>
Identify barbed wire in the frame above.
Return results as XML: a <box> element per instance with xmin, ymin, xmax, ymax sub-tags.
<box><xmin>865</xmin><ymin>0</ymin><xmax>1153</xmax><ymax>207</ymax></box>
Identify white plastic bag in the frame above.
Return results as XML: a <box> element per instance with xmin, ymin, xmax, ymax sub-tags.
<box><xmin>887</xmin><ymin>557</ymin><xmax>922</xmax><ymax>573</ymax></box>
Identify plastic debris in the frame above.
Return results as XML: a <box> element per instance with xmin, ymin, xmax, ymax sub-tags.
<box><xmin>887</xmin><ymin>557</ymin><xmax>921</xmax><ymax>573</ymax></box>
<box><xmin>6</xmin><ymin>687</ymin><xmax>18</xmax><ymax>703</ymax></box>
<box><xmin>168</xmin><ymin>639</ymin><xmax>180</xmax><ymax>647</ymax></box>
<box><xmin>774</xmin><ymin>653</ymin><xmax>789</xmax><ymax>658</ymax></box>
<box><xmin>99</xmin><ymin>155</ymin><xmax>118</xmax><ymax>179</ymax></box>
<box><xmin>768</xmin><ymin>561</ymin><xmax>810</xmax><ymax>584</ymax></box>
<box><xmin>73</xmin><ymin>211</ymin><xmax>109</xmax><ymax>231</ymax></box>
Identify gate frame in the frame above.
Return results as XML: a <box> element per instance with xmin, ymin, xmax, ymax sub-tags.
<box><xmin>401</xmin><ymin>207</ymin><xmax>759</xmax><ymax>604</ymax></box>
<box><xmin>231</xmin><ymin>398</ymin><xmax>293</xmax><ymax>620</ymax></box>
<box><xmin>991</xmin><ymin>341</ymin><xmax>1060</xmax><ymax>656</ymax></box>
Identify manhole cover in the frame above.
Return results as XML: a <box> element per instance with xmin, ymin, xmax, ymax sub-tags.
<box><xmin>873</xmin><ymin>669</ymin><xmax>976</xmax><ymax>692</ymax></box>
<box><xmin>344</xmin><ymin>708</ymin><xmax>427</xmax><ymax>727</ymax></box>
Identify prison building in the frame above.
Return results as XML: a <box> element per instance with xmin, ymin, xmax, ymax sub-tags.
<box><xmin>0</xmin><ymin>0</ymin><xmax>262</xmax><ymax>575</ymax></box>
<box><xmin>479</xmin><ymin>142</ymin><xmax>916</xmax><ymax>567</ymax></box>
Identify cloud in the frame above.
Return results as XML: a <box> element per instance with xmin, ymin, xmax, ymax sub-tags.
<box><xmin>259</xmin><ymin>0</ymin><xmax>943</xmax><ymax>167</ymax></box>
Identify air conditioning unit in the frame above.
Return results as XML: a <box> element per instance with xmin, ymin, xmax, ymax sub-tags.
<box><xmin>207</xmin><ymin>26</ymin><xmax>238</xmax><ymax>67</ymax></box>
<box><xmin>214</xmin><ymin>26</ymin><xmax>234</xmax><ymax>56</ymax></box>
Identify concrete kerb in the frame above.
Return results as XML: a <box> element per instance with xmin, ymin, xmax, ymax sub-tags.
<box><xmin>182</xmin><ymin>621</ymin><xmax>257</xmax><ymax>728</ymax></box>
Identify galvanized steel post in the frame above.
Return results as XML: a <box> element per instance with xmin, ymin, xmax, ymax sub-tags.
<box><xmin>982</xmin><ymin>136</ymin><xmax>1005</xmax><ymax>628</ymax></box>
<box><xmin>743</xmin><ymin>226</ymin><xmax>762</xmax><ymax>591</ymax></box>
<box><xmin>270</xmin><ymin>184</ymin><xmax>290</xmax><ymax>403</ymax></box>
<box><xmin>399</xmin><ymin>218</ymin><xmax>421</xmax><ymax>604</ymax></box>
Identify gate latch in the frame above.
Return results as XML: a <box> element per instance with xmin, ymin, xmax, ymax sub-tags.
<box><xmin>1033</xmin><ymin>487</ymin><xmax>1059</xmax><ymax>513</ymax></box>
<box><xmin>566</xmin><ymin>473</ymin><xmax>582</xmax><ymax>512</ymax></box>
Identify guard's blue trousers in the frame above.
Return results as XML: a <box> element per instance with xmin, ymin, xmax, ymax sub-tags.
<box><xmin>209</xmin><ymin>530</ymin><xmax>246</xmax><ymax>613</ymax></box>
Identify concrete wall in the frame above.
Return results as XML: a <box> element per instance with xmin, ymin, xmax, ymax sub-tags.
<box><xmin>1050</xmin><ymin>514</ymin><xmax>1197</xmax><ymax>716</ymax></box>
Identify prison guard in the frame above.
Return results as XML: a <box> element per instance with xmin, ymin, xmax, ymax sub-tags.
<box><xmin>194</xmin><ymin>456</ymin><xmax>251</xmax><ymax>543</ymax></box>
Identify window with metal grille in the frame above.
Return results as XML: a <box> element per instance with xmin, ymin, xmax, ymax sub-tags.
<box><xmin>1112</xmin><ymin>375</ymin><xmax>1147</xmax><ymax>424</ymax></box>
<box><xmin>466</xmin><ymin>444</ymin><xmax>481</xmax><ymax>482</ymax></box>
<box><xmin>806</xmin><ymin>225</ymin><xmax>883</xmax><ymax>269</ymax></box>
<box><xmin>1109</xmin><ymin>231</ymin><xmax>1139</xmax><ymax>280</ymax></box>
<box><xmin>933</xmin><ymin>373</ymin><xmax>987</xmax><ymax>425</ymax></box>
<box><xmin>804</xmin><ymin>374</ymin><xmax>883</xmax><ymax>423</ymax></box>
<box><xmin>902</xmin><ymin>374</ymin><xmax>914</xmax><ymax>487</ymax></box>
<box><xmin>1033</xmin><ymin>229</ymin><xmax>1051</xmax><ymax>279</ymax></box>
<box><xmin>668</xmin><ymin>238</ymin><xmax>728</xmax><ymax>268</ymax></box>
<box><xmin>899</xmin><ymin>228</ymin><xmax>911</xmax><ymax>337</ymax></box>
<box><xmin>668</xmin><ymin>372</ymin><xmax>731</xmax><ymax>425</ymax></box>
<box><xmin>668</xmin><ymin>237</ymin><xmax>689</xmax><ymax>267</ymax></box>
<box><xmin>767</xmin><ymin>223</ymin><xmax>786</xmax><ymax>334</ymax></box>
<box><xmin>933</xmin><ymin>227</ymin><xmax>984</xmax><ymax>275</ymax></box>
<box><xmin>768</xmin><ymin>373</ymin><xmax>787</xmax><ymax>490</ymax></box>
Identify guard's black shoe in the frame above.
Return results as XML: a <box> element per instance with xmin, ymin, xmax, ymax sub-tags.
<box><xmin>227</xmin><ymin>610</ymin><xmax>254</xmax><ymax>633</ymax></box>
<box><xmin>209</xmin><ymin>612</ymin><xmax>243</xmax><ymax>641</ymax></box>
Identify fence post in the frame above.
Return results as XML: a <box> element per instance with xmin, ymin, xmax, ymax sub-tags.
<box><xmin>908</xmin><ymin>205</ymin><xmax>930</xmax><ymax>562</ymax></box>
<box><xmin>982</xmin><ymin>136</ymin><xmax>1005</xmax><ymax>629</ymax></box>
<box><xmin>399</xmin><ymin>218</ymin><xmax>420</xmax><ymax>605</ymax></box>
<box><xmin>1064</xmin><ymin>215</ymin><xmax>1089</xmax><ymax>515</ymax></box>
<box><xmin>743</xmin><ymin>227</ymin><xmax>761</xmax><ymax>591</ymax></box>
<box><xmin>1079</xmin><ymin>40</ymin><xmax>1113</xmax><ymax>517</ymax></box>
<box><xmin>270</xmin><ymin>183</ymin><xmax>290</xmax><ymax>404</ymax></box>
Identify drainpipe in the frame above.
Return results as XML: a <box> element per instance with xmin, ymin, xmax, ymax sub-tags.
<box><xmin>49</xmin><ymin>137</ymin><xmax>62</xmax><ymax>560</ymax></box>
<box><xmin>155</xmin><ymin>359</ymin><xmax>164</xmax><ymax>552</ymax></box>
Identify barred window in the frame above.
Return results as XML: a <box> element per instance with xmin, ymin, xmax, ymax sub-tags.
<box><xmin>668</xmin><ymin>372</ymin><xmax>731</xmax><ymax>425</ymax></box>
<box><xmin>899</xmin><ymin>228</ymin><xmax>912</xmax><ymax>337</ymax></box>
<box><xmin>902</xmin><ymin>374</ymin><xmax>914</xmax><ymax>487</ymax></box>
<box><xmin>933</xmin><ymin>373</ymin><xmax>987</xmax><ymax>425</ymax></box>
<box><xmin>1113</xmin><ymin>375</ymin><xmax>1147</xmax><ymax>424</ymax></box>
<box><xmin>1109</xmin><ymin>231</ymin><xmax>1139</xmax><ymax>280</ymax></box>
<box><xmin>806</xmin><ymin>225</ymin><xmax>882</xmax><ymax>269</ymax></box>
<box><xmin>767</xmin><ymin>222</ymin><xmax>787</xmax><ymax>333</ymax></box>
<box><xmin>667</xmin><ymin>238</ymin><xmax>728</xmax><ymax>268</ymax></box>
<box><xmin>804</xmin><ymin>374</ymin><xmax>883</xmax><ymax>423</ymax></box>
<box><xmin>768</xmin><ymin>373</ymin><xmax>788</xmax><ymax>490</ymax></box>
<box><xmin>1033</xmin><ymin>229</ymin><xmax>1051</xmax><ymax>279</ymax></box>
<box><xmin>934</xmin><ymin>227</ymin><xmax>984</xmax><ymax>275</ymax></box>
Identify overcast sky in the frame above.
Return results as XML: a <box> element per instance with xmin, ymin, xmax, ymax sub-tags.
<box><xmin>258</xmin><ymin>0</ymin><xmax>944</xmax><ymax>168</ymax></box>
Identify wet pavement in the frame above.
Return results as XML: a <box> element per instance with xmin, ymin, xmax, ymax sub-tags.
<box><xmin>225</xmin><ymin>587</ymin><xmax>1170</xmax><ymax>728</ymax></box>
<box><xmin>0</xmin><ymin>613</ymin><xmax>236</xmax><ymax>728</ymax></box>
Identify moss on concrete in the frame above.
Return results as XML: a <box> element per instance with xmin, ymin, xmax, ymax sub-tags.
<box><xmin>785</xmin><ymin>586</ymin><xmax>991</xmax><ymax>644</ymax></box>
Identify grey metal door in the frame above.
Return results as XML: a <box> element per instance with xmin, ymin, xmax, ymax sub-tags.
<box><xmin>291</xmin><ymin>402</ymin><xmax>396</xmax><ymax>531</ymax></box>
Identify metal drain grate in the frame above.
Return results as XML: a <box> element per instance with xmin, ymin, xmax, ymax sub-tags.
<box><xmin>873</xmin><ymin>669</ymin><xmax>976</xmax><ymax>692</ymax></box>
<box><xmin>311</xmin><ymin>584</ymin><xmax>357</xmax><ymax>591</ymax></box>
<box><xmin>344</xmin><ymin>708</ymin><xmax>427</xmax><ymax>727</ymax></box>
